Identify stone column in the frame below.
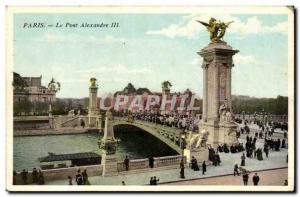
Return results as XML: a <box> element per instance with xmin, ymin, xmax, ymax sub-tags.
<box><xmin>89</xmin><ymin>86</ymin><xmax>99</xmax><ymax>116</ymax></box>
<box><xmin>198</xmin><ymin>41</ymin><xmax>239</xmax><ymax>147</ymax></box>
<box><xmin>202</xmin><ymin>66</ymin><xmax>208</xmax><ymax>122</ymax></box>
<box><xmin>88</xmin><ymin>78</ymin><xmax>99</xmax><ymax>127</ymax></box>
<box><xmin>226</xmin><ymin>66</ymin><xmax>232</xmax><ymax>110</ymax></box>
<box><xmin>213</xmin><ymin>65</ymin><xmax>220</xmax><ymax>120</ymax></box>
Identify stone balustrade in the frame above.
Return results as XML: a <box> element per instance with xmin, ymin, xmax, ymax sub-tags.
<box><xmin>117</xmin><ymin>158</ymin><xmax>149</xmax><ymax>172</ymax></box>
<box><xmin>117</xmin><ymin>155</ymin><xmax>186</xmax><ymax>172</ymax></box>
<box><xmin>154</xmin><ymin>155</ymin><xmax>186</xmax><ymax>168</ymax></box>
<box><xmin>235</xmin><ymin>114</ymin><xmax>288</xmax><ymax>123</ymax></box>
<box><xmin>41</xmin><ymin>164</ymin><xmax>103</xmax><ymax>181</ymax></box>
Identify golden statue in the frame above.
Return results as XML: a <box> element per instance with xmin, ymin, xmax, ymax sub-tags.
<box><xmin>161</xmin><ymin>80</ymin><xmax>172</xmax><ymax>91</ymax></box>
<box><xmin>197</xmin><ymin>17</ymin><xmax>233</xmax><ymax>42</ymax></box>
<box><xmin>90</xmin><ymin>78</ymin><xmax>97</xmax><ymax>87</ymax></box>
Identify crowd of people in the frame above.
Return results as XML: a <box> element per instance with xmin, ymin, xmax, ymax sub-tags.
<box><xmin>68</xmin><ymin>169</ymin><xmax>89</xmax><ymax>185</ymax></box>
<box><xmin>118</xmin><ymin>112</ymin><xmax>200</xmax><ymax>132</ymax></box>
<box><xmin>13</xmin><ymin>168</ymin><xmax>44</xmax><ymax>185</ymax></box>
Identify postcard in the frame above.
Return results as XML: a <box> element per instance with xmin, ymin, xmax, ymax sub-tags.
<box><xmin>6</xmin><ymin>6</ymin><xmax>294</xmax><ymax>192</ymax></box>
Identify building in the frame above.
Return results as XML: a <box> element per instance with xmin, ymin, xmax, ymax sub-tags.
<box><xmin>13</xmin><ymin>72</ymin><xmax>56</xmax><ymax>103</ymax></box>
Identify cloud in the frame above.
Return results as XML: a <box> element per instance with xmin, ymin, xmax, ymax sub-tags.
<box><xmin>40</xmin><ymin>32</ymin><xmax>126</xmax><ymax>44</ymax></box>
<box><xmin>77</xmin><ymin>64</ymin><xmax>153</xmax><ymax>75</ymax></box>
<box><xmin>233</xmin><ymin>54</ymin><xmax>257</xmax><ymax>65</ymax></box>
<box><xmin>103</xmin><ymin>35</ymin><xmax>126</xmax><ymax>43</ymax></box>
<box><xmin>146</xmin><ymin>14</ymin><xmax>288</xmax><ymax>39</ymax></box>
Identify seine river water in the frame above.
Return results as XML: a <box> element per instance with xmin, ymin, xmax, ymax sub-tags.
<box><xmin>13</xmin><ymin>126</ymin><xmax>178</xmax><ymax>171</ymax></box>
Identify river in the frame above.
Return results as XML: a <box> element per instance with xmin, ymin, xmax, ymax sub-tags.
<box><xmin>13</xmin><ymin>125</ymin><xmax>178</xmax><ymax>171</ymax></box>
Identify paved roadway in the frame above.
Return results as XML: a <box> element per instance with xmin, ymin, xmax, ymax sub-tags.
<box><xmin>163</xmin><ymin>168</ymin><xmax>288</xmax><ymax>186</ymax></box>
<box><xmin>47</xmin><ymin>122</ymin><xmax>289</xmax><ymax>186</ymax></box>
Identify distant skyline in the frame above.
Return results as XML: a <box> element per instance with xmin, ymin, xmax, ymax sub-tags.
<box><xmin>13</xmin><ymin>13</ymin><xmax>289</xmax><ymax>98</ymax></box>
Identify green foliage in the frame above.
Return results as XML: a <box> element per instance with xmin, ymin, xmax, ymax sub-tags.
<box><xmin>232</xmin><ymin>95</ymin><xmax>288</xmax><ymax>115</ymax></box>
<box><xmin>13</xmin><ymin>99</ymin><xmax>32</xmax><ymax>116</ymax></box>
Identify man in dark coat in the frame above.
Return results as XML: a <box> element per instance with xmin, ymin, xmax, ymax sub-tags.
<box><xmin>32</xmin><ymin>168</ymin><xmax>38</xmax><ymax>183</ymax></box>
<box><xmin>242</xmin><ymin>172</ymin><xmax>249</xmax><ymax>185</ymax></box>
<box><xmin>152</xmin><ymin>176</ymin><xmax>159</xmax><ymax>185</ymax></box>
<box><xmin>21</xmin><ymin>169</ymin><xmax>28</xmax><ymax>185</ymax></box>
<box><xmin>253</xmin><ymin>173</ymin><xmax>260</xmax><ymax>186</ymax></box>
<box><xmin>180</xmin><ymin>159</ymin><xmax>185</xmax><ymax>178</ymax></box>
<box><xmin>234</xmin><ymin>164</ymin><xmax>240</xmax><ymax>176</ymax></box>
<box><xmin>124</xmin><ymin>156</ymin><xmax>130</xmax><ymax>171</ymax></box>
<box><xmin>191</xmin><ymin>156</ymin><xmax>199</xmax><ymax>171</ymax></box>
<box><xmin>75</xmin><ymin>170</ymin><xmax>83</xmax><ymax>185</ymax></box>
<box><xmin>149</xmin><ymin>157</ymin><xmax>154</xmax><ymax>168</ymax></box>
<box><xmin>241</xmin><ymin>153</ymin><xmax>246</xmax><ymax>166</ymax></box>
<box><xmin>202</xmin><ymin>161</ymin><xmax>207</xmax><ymax>175</ymax></box>
<box><xmin>82</xmin><ymin>169</ymin><xmax>89</xmax><ymax>185</ymax></box>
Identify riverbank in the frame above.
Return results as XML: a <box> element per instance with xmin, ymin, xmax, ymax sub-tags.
<box><xmin>13</xmin><ymin>128</ymin><xmax>99</xmax><ymax>137</ymax></box>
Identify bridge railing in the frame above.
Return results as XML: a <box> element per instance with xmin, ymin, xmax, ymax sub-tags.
<box><xmin>235</xmin><ymin>114</ymin><xmax>288</xmax><ymax>123</ymax></box>
<box><xmin>154</xmin><ymin>155</ymin><xmax>186</xmax><ymax>168</ymax></box>
<box><xmin>117</xmin><ymin>158</ymin><xmax>148</xmax><ymax>172</ymax></box>
<box><xmin>117</xmin><ymin>155</ymin><xmax>186</xmax><ymax>172</ymax></box>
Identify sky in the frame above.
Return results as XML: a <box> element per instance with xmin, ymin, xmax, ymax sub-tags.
<box><xmin>13</xmin><ymin>13</ymin><xmax>289</xmax><ymax>98</ymax></box>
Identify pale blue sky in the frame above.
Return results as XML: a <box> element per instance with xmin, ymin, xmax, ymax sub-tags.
<box><xmin>13</xmin><ymin>13</ymin><xmax>289</xmax><ymax>98</ymax></box>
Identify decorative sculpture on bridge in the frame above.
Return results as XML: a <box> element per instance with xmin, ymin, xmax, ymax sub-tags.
<box><xmin>48</xmin><ymin>78</ymin><xmax>61</xmax><ymax>93</ymax></box>
<box><xmin>161</xmin><ymin>80</ymin><xmax>172</xmax><ymax>92</ymax></box>
<box><xmin>197</xmin><ymin>17</ymin><xmax>233</xmax><ymax>42</ymax></box>
<box><xmin>90</xmin><ymin>77</ymin><xmax>98</xmax><ymax>87</ymax></box>
<box><xmin>219</xmin><ymin>99</ymin><xmax>233</xmax><ymax>123</ymax></box>
<box><xmin>187</xmin><ymin>129</ymin><xmax>209</xmax><ymax>151</ymax></box>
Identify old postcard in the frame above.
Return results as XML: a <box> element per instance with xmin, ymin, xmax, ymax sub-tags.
<box><xmin>6</xmin><ymin>6</ymin><xmax>294</xmax><ymax>192</ymax></box>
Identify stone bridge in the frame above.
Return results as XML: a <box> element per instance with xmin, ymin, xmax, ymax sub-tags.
<box><xmin>112</xmin><ymin>118</ymin><xmax>184</xmax><ymax>154</ymax></box>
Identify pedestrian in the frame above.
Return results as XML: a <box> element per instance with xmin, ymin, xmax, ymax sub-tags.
<box><xmin>191</xmin><ymin>156</ymin><xmax>199</xmax><ymax>171</ymax></box>
<box><xmin>82</xmin><ymin>169</ymin><xmax>90</xmax><ymax>185</ymax></box>
<box><xmin>284</xmin><ymin>180</ymin><xmax>288</xmax><ymax>186</ymax></box>
<box><xmin>252</xmin><ymin>173</ymin><xmax>260</xmax><ymax>186</ymax></box>
<box><xmin>242</xmin><ymin>172</ymin><xmax>249</xmax><ymax>186</ymax></box>
<box><xmin>32</xmin><ymin>168</ymin><xmax>38</xmax><ymax>183</ymax></box>
<box><xmin>38</xmin><ymin>170</ymin><xmax>44</xmax><ymax>185</ymax></box>
<box><xmin>150</xmin><ymin>177</ymin><xmax>154</xmax><ymax>185</ymax></box>
<box><xmin>152</xmin><ymin>176</ymin><xmax>159</xmax><ymax>185</ymax></box>
<box><xmin>149</xmin><ymin>156</ymin><xmax>154</xmax><ymax>168</ymax></box>
<box><xmin>68</xmin><ymin>176</ymin><xmax>73</xmax><ymax>185</ymax></box>
<box><xmin>13</xmin><ymin>171</ymin><xmax>17</xmax><ymax>185</ymax></box>
<box><xmin>180</xmin><ymin>159</ymin><xmax>185</xmax><ymax>179</ymax></box>
<box><xmin>241</xmin><ymin>153</ymin><xmax>246</xmax><ymax>166</ymax></box>
<box><xmin>124</xmin><ymin>155</ymin><xmax>130</xmax><ymax>171</ymax></box>
<box><xmin>21</xmin><ymin>169</ymin><xmax>28</xmax><ymax>185</ymax></box>
<box><xmin>75</xmin><ymin>169</ymin><xmax>83</xmax><ymax>185</ymax></box>
<box><xmin>234</xmin><ymin>163</ymin><xmax>240</xmax><ymax>176</ymax></box>
<box><xmin>202</xmin><ymin>161</ymin><xmax>207</xmax><ymax>175</ymax></box>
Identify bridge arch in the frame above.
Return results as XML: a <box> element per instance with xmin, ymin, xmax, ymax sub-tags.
<box><xmin>112</xmin><ymin>120</ymin><xmax>182</xmax><ymax>154</ymax></box>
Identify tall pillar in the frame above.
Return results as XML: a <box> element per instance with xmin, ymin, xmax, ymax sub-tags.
<box><xmin>198</xmin><ymin>41</ymin><xmax>239</xmax><ymax>147</ymax></box>
<box><xmin>202</xmin><ymin>66</ymin><xmax>208</xmax><ymax>121</ymax></box>
<box><xmin>88</xmin><ymin>78</ymin><xmax>99</xmax><ymax>127</ymax></box>
<box><xmin>88</xmin><ymin>78</ymin><xmax>99</xmax><ymax>116</ymax></box>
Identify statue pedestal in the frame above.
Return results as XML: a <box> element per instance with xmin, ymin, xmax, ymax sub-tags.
<box><xmin>101</xmin><ymin>154</ymin><xmax>118</xmax><ymax>177</ymax></box>
<box><xmin>184</xmin><ymin>147</ymin><xmax>209</xmax><ymax>165</ymax></box>
<box><xmin>199</xmin><ymin>120</ymin><xmax>238</xmax><ymax>148</ymax></box>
